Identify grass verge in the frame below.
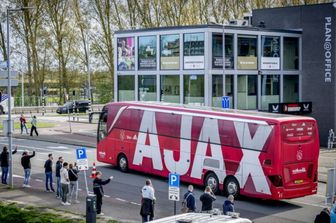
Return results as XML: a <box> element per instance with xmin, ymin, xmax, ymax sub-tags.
<box><xmin>0</xmin><ymin>122</ymin><xmax>55</xmax><ymax>130</ymax></box>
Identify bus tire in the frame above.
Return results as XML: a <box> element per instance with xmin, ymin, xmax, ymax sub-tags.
<box><xmin>224</xmin><ymin>176</ymin><xmax>240</xmax><ymax>198</ymax></box>
<box><xmin>118</xmin><ymin>154</ymin><xmax>128</xmax><ymax>172</ymax></box>
<box><xmin>204</xmin><ymin>172</ymin><xmax>219</xmax><ymax>194</ymax></box>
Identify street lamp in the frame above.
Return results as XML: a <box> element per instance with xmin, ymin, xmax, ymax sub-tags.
<box><xmin>6</xmin><ymin>6</ymin><xmax>35</xmax><ymax>188</ymax></box>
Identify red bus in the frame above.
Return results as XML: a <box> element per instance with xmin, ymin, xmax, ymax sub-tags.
<box><xmin>97</xmin><ymin>102</ymin><xmax>319</xmax><ymax>200</ymax></box>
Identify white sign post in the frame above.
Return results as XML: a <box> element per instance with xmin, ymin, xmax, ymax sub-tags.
<box><xmin>76</xmin><ymin>148</ymin><xmax>89</xmax><ymax>195</ymax></box>
<box><xmin>168</xmin><ymin>173</ymin><xmax>180</xmax><ymax>215</ymax></box>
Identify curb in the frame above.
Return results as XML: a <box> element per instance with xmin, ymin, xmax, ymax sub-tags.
<box><xmin>13</xmin><ymin>135</ymin><xmax>96</xmax><ymax>148</ymax></box>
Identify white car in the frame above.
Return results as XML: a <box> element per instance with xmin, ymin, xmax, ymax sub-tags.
<box><xmin>149</xmin><ymin>213</ymin><xmax>253</xmax><ymax>223</ymax></box>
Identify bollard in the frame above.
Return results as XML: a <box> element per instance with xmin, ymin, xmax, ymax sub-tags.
<box><xmin>86</xmin><ymin>194</ymin><xmax>97</xmax><ymax>223</ymax></box>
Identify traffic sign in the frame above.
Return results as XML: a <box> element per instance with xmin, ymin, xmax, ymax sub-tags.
<box><xmin>0</xmin><ymin>79</ymin><xmax>18</xmax><ymax>87</ymax></box>
<box><xmin>0</xmin><ymin>71</ymin><xmax>18</xmax><ymax>78</ymax></box>
<box><xmin>0</xmin><ymin>61</ymin><xmax>7</xmax><ymax>69</ymax></box>
<box><xmin>168</xmin><ymin>173</ymin><xmax>180</xmax><ymax>187</ymax></box>
<box><xmin>221</xmin><ymin>96</ymin><xmax>230</xmax><ymax>109</ymax></box>
<box><xmin>168</xmin><ymin>186</ymin><xmax>180</xmax><ymax>201</ymax></box>
<box><xmin>76</xmin><ymin>147</ymin><xmax>88</xmax><ymax>170</ymax></box>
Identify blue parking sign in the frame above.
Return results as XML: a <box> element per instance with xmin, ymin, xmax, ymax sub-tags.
<box><xmin>222</xmin><ymin>96</ymin><xmax>230</xmax><ymax>109</ymax></box>
<box><xmin>168</xmin><ymin>173</ymin><xmax>180</xmax><ymax>187</ymax></box>
<box><xmin>76</xmin><ymin>148</ymin><xmax>87</xmax><ymax>160</ymax></box>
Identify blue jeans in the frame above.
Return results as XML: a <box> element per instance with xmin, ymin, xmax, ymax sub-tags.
<box><xmin>56</xmin><ymin>176</ymin><xmax>62</xmax><ymax>197</ymax></box>
<box><xmin>1</xmin><ymin>167</ymin><xmax>8</xmax><ymax>184</ymax></box>
<box><xmin>45</xmin><ymin>172</ymin><xmax>54</xmax><ymax>191</ymax></box>
<box><xmin>23</xmin><ymin>169</ymin><xmax>31</xmax><ymax>185</ymax></box>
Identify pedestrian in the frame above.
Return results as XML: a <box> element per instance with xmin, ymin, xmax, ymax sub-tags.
<box><xmin>93</xmin><ymin>171</ymin><xmax>113</xmax><ymax>216</ymax></box>
<box><xmin>314</xmin><ymin>207</ymin><xmax>330</xmax><ymax>223</ymax></box>
<box><xmin>0</xmin><ymin>146</ymin><xmax>17</xmax><ymax>184</ymax></box>
<box><xmin>20</xmin><ymin>114</ymin><xmax>28</xmax><ymax>134</ymax></box>
<box><xmin>223</xmin><ymin>195</ymin><xmax>235</xmax><ymax>215</ymax></box>
<box><xmin>44</xmin><ymin>153</ymin><xmax>55</xmax><ymax>192</ymax></box>
<box><xmin>60</xmin><ymin>162</ymin><xmax>70</xmax><ymax>205</ymax></box>
<box><xmin>30</xmin><ymin>115</ymin><xmax>38</xmax><ymax>136</ymax></box>
<box><xmin>200</xmin><ymin>186</ymin><xmax>216</xmax><ymax>213</ymax></box>
<box><xmin>181</xmin><ymin>185</ymin><xmax>196</xmax><ymax>213</ymax></box>
<box><xmin>331</xmin><ymin>204</ymin><xmax>336</xmax><ymax>223</ymax></box>
<box><xmin>21</xmin><ymin>150</ymin><xmax>35</xmax><ymax>187</ymax></box>
<box><xmin>55</xmin><ymin>156</ymin><xmax>64</xmax><ymax>199</ymax></box>
<box><xmin>68</xmin><ymin>162</ymin><xmax>79</xmax><ymax>204</ymax></box>
<box><xmin>140</xmin><ymin>179</ymin><xmax>156</xmax><ymax>222</ymax></box>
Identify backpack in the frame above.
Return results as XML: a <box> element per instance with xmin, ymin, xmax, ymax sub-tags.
<box><xmin>181</xmin><ymin>192</ymin><xmax>192</xmax><ymax>213</ymax></box>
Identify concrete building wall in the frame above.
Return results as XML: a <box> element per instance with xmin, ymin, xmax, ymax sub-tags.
<box><xmin>253</xmin><ymin>3</ymin><xmax>336</xmax><ymax>146</ymax></box>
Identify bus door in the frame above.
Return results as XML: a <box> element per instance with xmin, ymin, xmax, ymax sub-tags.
<box><xmin>97</xmin><ymin>109</ymin><xmax>109</xmax><ymax>161</ymax></box>
<box><xmin>281</xmin><ymin>121</ymin><xmax>315</xmax><ymax>187</ymax></box>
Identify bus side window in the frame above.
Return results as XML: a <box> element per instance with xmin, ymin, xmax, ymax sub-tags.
<box><xmin>98</xmin><ymin>112</ymin><xmax>108</xmax><ymax>141</ymax></box>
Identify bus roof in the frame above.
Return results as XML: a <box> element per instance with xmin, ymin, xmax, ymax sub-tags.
<box><xmin>108</xmin><ymin>101</ymin><xmax>315</xmax><ymax>123</ymax></box>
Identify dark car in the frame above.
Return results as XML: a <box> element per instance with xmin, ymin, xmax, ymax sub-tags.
<box><xmin>56</xmin><ymin>100</ymin><xmax>90</xmax><ymax>114</ymax></box>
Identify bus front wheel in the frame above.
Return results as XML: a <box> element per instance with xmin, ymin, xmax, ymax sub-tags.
<box><xmin>204</xmin><ymin>172</ymin><xmax>219</xmax><ymax>194</ymax></box>
<box><xmin>224</xmin><ymin>176</ymin><xmax>240</xmax><ymax>198</ymax></box>
<box><xmin>118</xmin><ymin>154</ymin><xmax>128</xmax><ymax>172</ymax></box>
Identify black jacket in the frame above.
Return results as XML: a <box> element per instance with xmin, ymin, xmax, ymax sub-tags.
<box><xmin>314</xmin><ymin>209</ymin><xmax>330</xmax><ymax>223</ymax></box>
<box><xmin>93</xmin><ymin>178</ymin><xmax>111</xmax><ymax>197</ymax></box>
<box><xmin>183</xmin><ymin>191</ymin><xmax>196</xmax><ymax>212</ymax></box>
<box><xmin>200</xmin><ymin>192</ymin><xmax>216</xmax><ymax>211</ymax></box>
<box><xmin>223</xmin><ymin>200</ymin><xmax>234</xmax><ymax>214</ymax></box>
<box><xmin>0</xmin><ymin>149</ymin><xmax>17</xmax><ymax>167</ymax></box>
<box><xmin>55</xmin><ymin>161</ymin><xmax>62</xmax><ymax>177</ymax></box>
<box><xmin>44</xmin><ymin>159</ymin><xmax>52</xmax><ymax>173</ymax></box>
<box><xmin>68</xmin><ymin>168</ymin><xmax>79</xmax><ymax>181</ymax></box>
<box><xmin>140</xmin><ymin>198</ymin><xmax>154</xmax><ymax>217</ymax></box>
<box><xmin>21</xmin><ymin>152</ymin><xmax>35</xmax><ymax>169</ymax></box>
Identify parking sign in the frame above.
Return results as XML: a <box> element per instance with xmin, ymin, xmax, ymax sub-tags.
<box><xmin>76</xmin><ymin>148</ymin><xmax>88</xmax><ymax>170</ymax></box>
<box><xmin>168</xmin><ymin>173</ymin><xmax>180</xmax><ymax>201</ymax></box>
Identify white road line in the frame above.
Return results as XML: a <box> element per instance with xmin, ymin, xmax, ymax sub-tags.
<box><xmin>104</xmin><ymin>195</ymin><xmax>111</xmax><ymax>198</ymax></box>
<box><xmin>115</xmin><ymin>197</ymin><xmax>127</xmax><ymax>202</ymax></box>
<box><xmin>35</xmin><ymin>179</ymin><xmax>43</xmax><ymax>182</ymax></box>
<box><xmin>13</xmin><ymin>174</ymin><xmax>24</xmax><ymax>179</ymax></box>
<box><xmin>130</xmin><ymin>202</ymin><xmax>141</xmax><ymax>206</ymax></box>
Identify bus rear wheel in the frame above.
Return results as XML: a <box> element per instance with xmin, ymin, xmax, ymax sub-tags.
<box><xmin>204</xmin><ymin>172</ymin><xmax>219</xmax><ymax>194</ymax></box>
<box><xmin>118</xmin><ymin>154</ymin><xmax>128</xmax><ymax>172</ymax></box>
<box><xmin>224</xmin><ymin>176</ymin><xmax>240</xmax><ymax>198</ymax></box>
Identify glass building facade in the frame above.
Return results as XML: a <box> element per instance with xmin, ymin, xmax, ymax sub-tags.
<box><xmin>115</xmin><ymin>25</ymin><xmax>301</xmax><ymax>110</ymax></box>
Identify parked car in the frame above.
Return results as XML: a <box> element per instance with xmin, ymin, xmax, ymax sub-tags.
<box><xmin>149</xmin><ymin>213</ymin><xmax>252</xmax><ymax>223</ymax></box>
<box><xmin>56</xmin><ymin>100</ymin><xmax>90</xmax><ymax>114</ymax></box>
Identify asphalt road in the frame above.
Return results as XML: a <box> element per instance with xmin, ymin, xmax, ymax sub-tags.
<box><xmin>0</xmin><ymin>137</ymin><xmax>328</xmax><ymax>223</ymax></box>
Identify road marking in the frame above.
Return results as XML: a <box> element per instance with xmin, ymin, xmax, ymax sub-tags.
<box><xmin>104</xmin><ymin>195</ymin><xmax>111</xmax><ymax>198</ymax></box>
<box><xmin>37</xmin><ymin>158</ymin><xmax>46</xmax><ymax>162</ymax></box>
<box><xmin>47</xmin><ymin>146</ymin><xmax>69</xmax><ymax>150</ymax></box>
<box><xmin>35</xmin><ymin>179</ymin><xmax>43</xmax><ymax>182</ymax></box>
<box><xmin>115</xmin><ymin>197</ymin><xmax>127</xmax><ymax>202</ymax></box>
<box><xmin>0</xmin><ymin>143</ymin><xmax>74</xmax><ymax>154</ymax></box>
<box><xmin>130</xmin><ymin>201</ymin><xmax>141</xmax><ymax>206</ymax></box>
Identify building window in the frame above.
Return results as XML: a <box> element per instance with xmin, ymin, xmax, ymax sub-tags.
<box><xmin>225</xmin><ymin>75</ymin><xmax>234</xmax><ymax>108</ymax></box>
<box><xmin>237</xmin><ymin>75</ymin><xmax>257</xmax><ymax>109</ymax></box>
<box><xmin>183</xmin><ymin>33</ymin><xmax>204</xmax><ymax>69</ymax></box>
<box><xmin>283</xmin><ymin>37</ymin><xmax>299</xmax><ymax>70</ymax></box>
<box><xmin>160</xmin><ymin>34</ymin><xmax>180</xmax><ymax>70</ymax></box>
<box><xmin>261</xmin><ymin>36</ymin><xmax>280</xmax><ymax>70</ymax></box>
<box><xmin>261</xmin><ymin>75</ymin><xmax>280</xmax><ymax>110</ymax></box>
<box><xmin>138</xmin><ymin>36</ymin><xmax>157</xmax><ymax>70</ymax></box>
<box><xmin>212</xmin><ymin>33</ymin><xmax>223</xmax><ymax>69</ymax></box>
<box><xmin>160</xmin><ymin>75</ymin><xmax>180</xmax><ymax>103</ymax></box>
<box><xmin>212</xmin><ymin>75</ymin><xmax>223</xmax><ymax>107</ymax></box>
<box><xmin>117</xmin><ymin>37</ymin><xmax>135</xmax><ymax>71</ymax></box>
<box><xmin>184</xmin><ymin>75</ymin><xmax>204</xmax><ymax>105</ymax></box>
<box><xmin>138</xmin><ymin>75</ymin><xmax>157</xmax><ymax>101</ymax></box>
<box><xmin>118</xmin><ymin>75</ymin><xmax>134</xmax><ymax>101</ymax></box>
<box><xmin>283</xmin><ymin>75</ymin><xmax>299</xmax><ymax>102</ymax></box>
<box><xmin>225</xmin><ymin>34</ymin><xmax>234</xmax><ymax>69</ymax></box>
<box><xmin>237</xmin><ymin>35</ymin><xmax>257</xmax><ymax>70</ymax></box>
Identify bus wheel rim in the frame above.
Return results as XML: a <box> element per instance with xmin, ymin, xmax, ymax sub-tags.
<box><xmin>207</xmin><ymin>177</ymin><xmax>217</xmax><ymax>191</ymax></box>
<box><xmin>227</xmin><ymin>181</ymin><xmax>237</xmax><ymax>194</ymax></box>
<box><xmin>119</xmin><ymin>157</ymin><xmax>127</xmax><ymax>169</ymax></box>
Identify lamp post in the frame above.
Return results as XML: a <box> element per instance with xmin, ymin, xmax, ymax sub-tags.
<box><xmin>6</xmin><ymin>6</ymin><xmax>34</xmax><ymax>188</ymax></box>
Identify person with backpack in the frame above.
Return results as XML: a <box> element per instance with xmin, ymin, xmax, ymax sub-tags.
<box><xmin>55</xmin><ymin>156</ymin><xmax>64</xmax><ymax>199</ymax></box>
<box><xmin>0</xmin><ymin>146</ymin><xmax>17</xmax><ymax>184</ymax></box>
<box><xmin>21</xmin><ymin>150</ymin><xmax>35</xmax><ymax>187</ymax></box>
<box><xmin>93</xmin><ymin>171</ymin><xmax>113</xmax><ymax>215</ymax></box>
<box><xmin>44</xmin><ymin>153</ymin><xmax>55</xmax><ymax>192</ymax></box>
<box><xmin>181</xmin><ymin>185</ymin><xmax>196</xmax><ymax>213</ymax></box>
<box><xmin>68</xmin><ymin>163</ymin><xmax>79</xmax><ymax>204</ymax></box>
